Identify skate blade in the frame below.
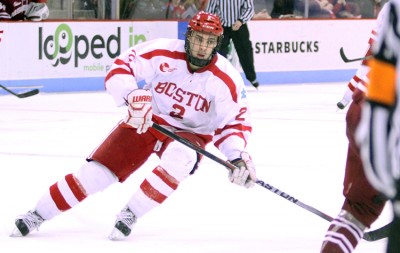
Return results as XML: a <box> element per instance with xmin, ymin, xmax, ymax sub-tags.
<box><xmin>9</xmin><ymin>227</ymin><xmax>24</xmax><ymax>237</ymax></box>
<box><xmin>108</xmin><ymin>228</ymin><xmax>127</xmax><ymax>241</ymax></box>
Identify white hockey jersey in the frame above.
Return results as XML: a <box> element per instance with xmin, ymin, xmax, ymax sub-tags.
<box><xmin>105</xmin><ymin>38</ymin><xmax>252</xmax><ymax>161</ymax></box>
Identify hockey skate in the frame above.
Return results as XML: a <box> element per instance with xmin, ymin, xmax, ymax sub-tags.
<box><xmin>337</xmin><ymin>88</ymin><xmax>353</xmax><ymax>110</ymax></box>
<box><xmin>108</xmin><ymin>206</ymin><xmax>137</xmax><ymax>240</ymax></box>
<box><xmin>336</xmin><ymin>97</ymin><xmax>351</xmax><ymax>110</ymax></box>
<box><xmin>10</xmin><ymin>210</ymin><xmax>45</xmax><ymax>237</ymax></box>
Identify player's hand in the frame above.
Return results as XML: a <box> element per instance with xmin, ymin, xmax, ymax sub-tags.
<box><xmin>25</xmin><ymin>2</ymin><xmax>49</xmax><ymax>21</ymax></box>
<box><xmin>229</xmin><ymin>152</ymin><xmax>256</xmax><ymax>188</ymax></box>
<box><xmin>125</xmin><ymin>89</ymin><xmax>152</xmax><ymax>134</ymax></box>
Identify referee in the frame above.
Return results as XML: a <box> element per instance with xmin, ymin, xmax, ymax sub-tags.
<box><xmin>206</xmin><ymin>0</ymin><xmax>259</xmax><ymax>89</ymax></box>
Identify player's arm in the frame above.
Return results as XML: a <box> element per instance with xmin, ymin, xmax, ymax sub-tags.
<box><xmin>213</xmin><ymin>83</ymin><xmax>256</xmax><ymax>188</ymax></box>
<box><xmin>105</xmin><ymin>42</ymin><xmax>162</xmax><ymax>134</ymax></box>
<box><xmin>105</xmin><ymin>40</ymin><xmax>162</xmax><ymax>106</ymax></box>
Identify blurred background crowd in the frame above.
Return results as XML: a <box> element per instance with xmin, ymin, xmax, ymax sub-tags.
<box><xmin>46</xmin><ymin>0</ymin><xmax>387</xmax><ymax>20</ymax></box>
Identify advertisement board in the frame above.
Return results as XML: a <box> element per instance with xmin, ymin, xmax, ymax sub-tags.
<box><xmin>0</xmin><ymin>21</ymin><xmax>178</xmax><ymax>92</ymax></box>
<box><xmin>0</xmin><ymin>19</ymin><xmax>376</xmax><ymax>93</ymax></box>
<box><xmin>246</xmin><ymin>19</ymin><xmax>375</xmax><ymax>84</ymax></box>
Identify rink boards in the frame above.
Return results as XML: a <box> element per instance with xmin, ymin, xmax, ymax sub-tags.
<box><xmin>0</xmin><ymin>19</ymin><xmax>375</xmax><ymax>93</ymax></box>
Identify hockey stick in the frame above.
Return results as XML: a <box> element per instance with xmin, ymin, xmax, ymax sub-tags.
<box><xmin>339</xmin><ymin>47</ymin><xmax>370</xmax><ymax>63</ymax></box>
<box><xmin>0</xmin><ymin>84</ymin><xmax>39</xmax><ymax>98</ymax></box>
<box><xmin>151</xmin><ymin>122</ymin><xmax>390</xmax><ymax>241</ymax></box>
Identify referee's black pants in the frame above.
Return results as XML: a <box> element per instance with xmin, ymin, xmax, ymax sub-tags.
<box><xmin>219</xmin><ymin>24</ymin><xmax>257</xmax><ymax>83</ymax></box>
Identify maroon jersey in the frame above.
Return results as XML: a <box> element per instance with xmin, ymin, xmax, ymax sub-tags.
<box><xmin>0</xmin><ymin>0</ymin><xmax>45</xmax><ymax>20</ymax></box>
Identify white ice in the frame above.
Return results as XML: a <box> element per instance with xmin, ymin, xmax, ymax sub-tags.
<box><xmin>0</xmin><ymin>83</ymin><xmax>392</xmax><ymax>253</ymax></box>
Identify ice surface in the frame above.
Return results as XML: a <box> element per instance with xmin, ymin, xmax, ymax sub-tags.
<box><xmin>0</xmin><ymin>83</ymin><xmax>391</xmax><ymax>252</ymax></box>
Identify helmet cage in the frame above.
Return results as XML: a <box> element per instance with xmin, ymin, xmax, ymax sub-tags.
<box><xmin>185</xmin><ymin>29</ymin><xmax>223</xmax><ymax>68</ymax></box>
<box><xmin>184</xmin><ymin>11</ymin><xmax>223</xmax><ymax>68</ymax></box>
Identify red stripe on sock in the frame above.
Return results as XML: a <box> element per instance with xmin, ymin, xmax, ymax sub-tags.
<box><xmin>140</xmin><ymin>179</ymin><xmax>167</xmax><ymax>203</ymax></box>
<box><xmin>50</xmin><ymin>183</ymin><xmax>71</xmax><ymax>211</ymax></box>
<box><xmin>348</xmin><ymin>83</ymin><xmax>355</xmax><ymax>91</ymax></box>
<box><xmin>65</xmin><ymin>174</ymin><xmax>87</xmax><ymax>201</ymax></box>
<box><xmin>153</xmin><ymin>166</ymin><xmax>179</xmax><ymax>190</ymax></box>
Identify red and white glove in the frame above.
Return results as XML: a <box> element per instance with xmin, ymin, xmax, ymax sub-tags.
<box><xmin>125</xmin><ymin>89</ymin><xmax>152</xmax><ymax>134</ymax></box>
<box><xmin>229</xmin><ymin>152</ymin><xmax>257</xmax><ymax>188</ymax></box>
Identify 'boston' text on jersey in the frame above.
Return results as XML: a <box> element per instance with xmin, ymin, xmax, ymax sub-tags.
<box><xmin>154</xmin><ymin>82</ymin><xmax>211</xmax><ymax>113</ymax></box>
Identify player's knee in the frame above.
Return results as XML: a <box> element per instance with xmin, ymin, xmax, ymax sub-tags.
<box><xmin>74</xmin><ymin>161</ymin><xmax>118</xmax><ymax>195</ymax></box>
<box><xmin>343</xmin><ymin>193</ymin><xmax>386</xmax><ymax>226</ymax></box>
<box><xmin>160</xmin><ymin>141</ymin><xmax>197</xmax><ymax>182</ymax></box>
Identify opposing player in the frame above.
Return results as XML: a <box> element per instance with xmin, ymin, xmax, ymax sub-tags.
<box><xmin>320</xmin><ymin>3</ymin><xmax>390</xmax><ymax>252</ymax></box>
<box><xmin>357</xmin><ymin>0</ymin><xmax>400</xmax><ymax>252</ymax></box>
<box><xmin>10</xmin><ymin>11</ymin><xmax>256</xmax><ymax>240</ymax></box>
<box><xmin>0</xmin><ymin>0</ymin><xmax>49</xmax><ymax>21</ymax></box>
<box><xmin>336</xmin><ymin>1</ymin><xmax>386</xmax><ymax>110</ymax></box>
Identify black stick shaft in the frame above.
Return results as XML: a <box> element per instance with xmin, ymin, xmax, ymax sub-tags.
<box><xmin>150</xmin><ymin>122</ymin><xmax>389</xmax><ymax>241</ymax></box>
<box><xmin>152</xmin><ymin>123</ymin><xmax>333</xmax><ymax>220</ymax></box>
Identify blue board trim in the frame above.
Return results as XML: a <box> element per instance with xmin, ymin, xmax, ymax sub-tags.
<box><xmin>0</xmin><ymin>69</ymin><xmax>356</xmax><ymax>95</ymax></box>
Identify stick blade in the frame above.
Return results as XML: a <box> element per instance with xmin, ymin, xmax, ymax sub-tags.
<box><xmin>0</xmin><ymin>85</ymin><xmax>40</xmax><ymax>98</ymax></box>
<box><xmin>16</xmin><ymin>88</ymin><xmax>39</xmax><ymax>98</ymax></box>
<box><xmin>363</xmin><ymin>221</ymin><xmax>391</xmax><ymax>241</ymax></box>
<box><xmin>339</xmin><ymin>47</ymin><xmax>351</xmax><ymax>63</ymax></box>
<box><xmin>339</xmin><ymin>47</ymin><xmax>367</xmax><ymax>63</ymax></box>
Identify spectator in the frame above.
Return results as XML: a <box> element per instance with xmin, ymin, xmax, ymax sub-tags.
<box><xmin>0</xmin><ymin>0</ymin><xmax>49</xmax><ymax>21</ymax></box>
<box><xmin>295</xmin><ymin>0</ymin><xmax>335</xmax><ymax>18</ymax></box>
<box><xmin>270</xmin><ymin>0</ymin><xmax>297</xmax><ymax>18</ymax></box>
<box><xmin>330</xmin><ymin>0</ymin><xmax>362</xmax><ymax>18</ymax></box>
<box><xmin>124</xmin><ymin>0</ymin><xmax>168</xmax><ymax>20</ymax></box>
<box><xmin>206</xmin><ymin>0</ymin><xmax>260</xmax><ymax>89</ymax></box>
<box><xmin>165</xmin><ymin>0</ymin><xmax>207</xmax><ymax>19</ymax></box>
<box><xmin>253</xmin><ymin>8</ymin><xmax>272</xmax><ymax>19</ymax></box>
<box><xmin>180</xmin><ymin>0</ymin><xmax>209</xmax><ymax>19</ymax></box>
<box><xmin>167</xmin><ymin>0</ymin><xmax>186</xmax><ymax>19</ymax></box>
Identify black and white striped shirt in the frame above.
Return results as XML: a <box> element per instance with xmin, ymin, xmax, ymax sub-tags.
<box><xmin>205</xmin><ymin>0</ymin><xmax>255</xmax><ymax>27</ymax></box>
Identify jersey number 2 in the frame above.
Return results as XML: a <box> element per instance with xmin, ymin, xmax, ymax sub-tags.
<box><xmin>170</xmin><ymin>104</ymin><xmax>185</xmax><ymax>119</ymax></box>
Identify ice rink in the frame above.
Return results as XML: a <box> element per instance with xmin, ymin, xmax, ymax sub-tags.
<box><xmin>0</xmin><ymin>83</ymin><xmax>392</xmax><ymax>253</ymax></box>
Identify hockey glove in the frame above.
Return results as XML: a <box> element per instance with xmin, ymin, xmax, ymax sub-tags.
<box><xmin>229</xmin><ymin>152</ymin><xmax>257</xmax><ymax>188</ymax></box>
<box><xmin>25</xmin><ymin>2</ymin><xmax>49</xmax><ymax>21</ymax></box>
<box><xmin>125</xmin><ymin>89</ymin><xmax>152</xmax><ymax>134</ymax></box>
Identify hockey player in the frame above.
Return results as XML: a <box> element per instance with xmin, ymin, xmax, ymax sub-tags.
<box><xmin>357</xmin><ymin>0</ymin><xmax>400</xmax><ymax>252</ymax></box>
<box><xmin>10</xmin><ymin>11</ymin><xmax>256</xmax><ymax>240</ymax></box>
<box><xmin>0</xmin><ymin>0</ymin><xmax>49</xmax><ymax>21</ymax></box>
<box><xmin>320</xmin><ymin>2</ymin><xmax>390</xmax><ymax>252</ymax></box>
<box><xmin>336</xmin><ymin>1</ymin><xmax>386</xmax><ymax>110</ymax></box>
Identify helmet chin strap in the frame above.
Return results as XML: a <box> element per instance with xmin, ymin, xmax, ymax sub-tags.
<box><xmin>187</xmin><ymin>54</ymin><xmax>212</xmax><ymax>68</ymax></box>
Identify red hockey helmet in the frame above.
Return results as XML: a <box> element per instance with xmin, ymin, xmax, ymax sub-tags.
<box><xmin>185</xmin><ymin>11</ymin><xmax>224</xmax><ymax>68</ymax></box>
<box><xmin>188</xmin><ymin>11</ymin><xmax>223</xmax><ymax>37</ymax></box>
